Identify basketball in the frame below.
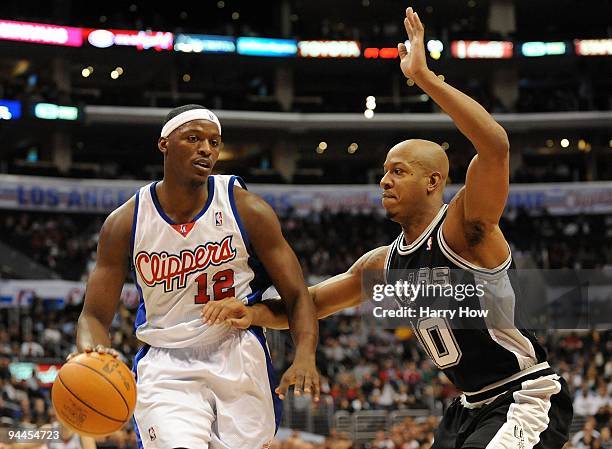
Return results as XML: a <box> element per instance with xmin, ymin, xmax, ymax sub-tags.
<box><xmin>51</xmin><ymin>352</ymin><xmax>137</xmax><ymax>437</ymax></box>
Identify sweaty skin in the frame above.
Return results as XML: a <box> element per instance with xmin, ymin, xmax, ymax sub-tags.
<box><xmin>202</xmin><ymin>7</ymin><xmax>511</xmax><ymax>331</ymax></box>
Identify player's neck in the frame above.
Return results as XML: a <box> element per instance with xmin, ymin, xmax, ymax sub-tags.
<box><xmin>156</xmin><ymin>178</ymin><xmax>210</xmax><ymax>223</ymax></box>
<box><xmin>400</xmin><ymin>202</ymin><xmax>443</xmax><ymax>245</ymax></box>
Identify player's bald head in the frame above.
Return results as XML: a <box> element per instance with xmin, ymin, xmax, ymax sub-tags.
<box><xmin>387</xmin><ymin>139</ymin><xmax>449</xmax><ymax>182</ymax></box>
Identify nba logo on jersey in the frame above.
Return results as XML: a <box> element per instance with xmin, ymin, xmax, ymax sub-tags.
<box><xmin>426</xmin><ymin>236</ymin><xmax>433</xmax><ymax>251</ymax></box>
<box><xmin>215</xmin><ymin>211</ymin><xmax>223</xmax><ymax>226</ymax></box>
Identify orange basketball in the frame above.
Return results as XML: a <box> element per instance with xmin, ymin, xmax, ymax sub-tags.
<box><xmin>51</xmin><ymin>352</ymin><xmax>137</xmax><ymax>437</ymax></box>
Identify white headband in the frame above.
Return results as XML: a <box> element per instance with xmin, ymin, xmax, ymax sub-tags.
<box><xmin>160</xmin><ymin>108</ymin><xmax>222</xmax><ymax>137</ymax></box>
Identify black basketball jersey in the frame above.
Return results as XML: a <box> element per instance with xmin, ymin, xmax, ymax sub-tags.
<box><xmin>385</xmin><ymin>204</ymin><xmax>547</xmax><ymax>396</ymax></box>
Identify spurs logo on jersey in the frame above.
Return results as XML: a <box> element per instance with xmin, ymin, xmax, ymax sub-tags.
<box><xmin>130</xmin><ymin>175</ymin><xmax>272</xmax><ymax>348</ymax></box>
<box><xmin>135</xmin><ymin>235</ymin><xmax>237</xmax><ymax>292</ymax></box>
<box><xmin>385</xmin><ymin>204</ymin><xmax>548</xmax><ymax>396</ymax></box>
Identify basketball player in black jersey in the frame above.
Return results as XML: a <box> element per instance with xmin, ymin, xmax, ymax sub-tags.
<box><xmin>201</xmin><ymin>7</ymin><xmax>572</xmax><ymax>448</ymax></box>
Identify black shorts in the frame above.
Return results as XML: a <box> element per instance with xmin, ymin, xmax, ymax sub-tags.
<box><xmin>431</xmin><ymin>375</ymin><xmax>573</xmax><ymax>449</ymax></box>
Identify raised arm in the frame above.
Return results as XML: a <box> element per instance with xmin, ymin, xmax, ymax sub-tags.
<box><xmin>203</xmin><ymin>246</ymin><xmax>389</xmax><ymax>330</ymax></box>
<box><xmin>399</xmin><ymin>7</ymin><xmax>510</xmax><ymax>267</ymax></box>
<box><xmin>232</xmin><ymin>187</ymin><xmax>319</xmax><ymax>399</ymax></box>
<box><xmin>75</xmin><ymin>199</ymin><xmax>133</xmax><ymax>357</ymax></box>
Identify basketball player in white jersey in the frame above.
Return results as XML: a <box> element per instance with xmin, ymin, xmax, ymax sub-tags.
<box><xmin>202</xmin><ymin>8</ymin><xmax>573</xmax><ymax>449</ymax></box>
<box><xmin>73</xmin><ymin>105</ymin><xmax>319</xmax><ymax>449</ymax></box>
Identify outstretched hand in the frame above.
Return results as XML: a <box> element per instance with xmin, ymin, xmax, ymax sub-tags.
<box><xmin>200</xmin><ymin>297</ymin><xmax>254</xmax><ymax>329</ymax></box>
<box><xmin>398</xmin><ymin>7</ymin><xmax>429</xmax><ymax>81</ymax></box>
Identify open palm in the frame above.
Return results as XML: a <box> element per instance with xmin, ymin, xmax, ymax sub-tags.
<box><xmin>398</xmin><ymin>7</ymin><xmax>429</xmax><ymax>80</ymax></box>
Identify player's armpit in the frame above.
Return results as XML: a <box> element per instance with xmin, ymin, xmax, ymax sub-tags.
<box><xmin>444</xmin><ymin>175</ymin><xmax>510</xmax><ymax>269</ymax></box>
<box><xmin>77</xmin><ymin>198</ymin><xmax>134</xmax><ymax>351</ymax></box>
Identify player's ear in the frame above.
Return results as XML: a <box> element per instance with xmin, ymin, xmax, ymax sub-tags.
<box><xmin>427</xmin><ymin>172</ymin><xmax>442</xmax><ymax>193</ymax></box>
<box><xmin>158</xmin><ymin>137</ymin><xmax>168</xmax><ymax>156</ymax></box>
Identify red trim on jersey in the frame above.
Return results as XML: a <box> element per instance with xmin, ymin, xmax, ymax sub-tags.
<box><xmin>171</xmin><ymin>222</ymin><xmax>195</xmax><ymax>238</ymax></box>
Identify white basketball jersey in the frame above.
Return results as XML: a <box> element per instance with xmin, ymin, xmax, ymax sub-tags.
<box><xmin>130</xmin><ymin>175</ymin><xmax>271</xmax><ymax>348</ymax></box>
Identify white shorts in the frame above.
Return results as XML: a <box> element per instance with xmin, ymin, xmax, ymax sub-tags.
<box><xmin>132</xmin><ymin>327</ymin><xmax>280</xmax><ymax>449</ymax></box>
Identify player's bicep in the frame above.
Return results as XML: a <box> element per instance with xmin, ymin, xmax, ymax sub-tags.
<box><xmin>464</xmin><ymin>152</ymin><xmax>509</xmax><ymax>226</ymax></box>
<box><xmin>236</xmin><ymin>190</ymin><xmax>307</xmax><ymax>301</ymax></box>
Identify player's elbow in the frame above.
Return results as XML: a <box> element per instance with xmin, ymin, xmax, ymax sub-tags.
<box><xmin>491</xmin><ymin>125</ymin><xmax>510</xmax><ymax>154</ymax></box>
<box><xmin>477</xmin><ymin>124</ymin><xmax>509</xmax><ymax>156</ymax></box>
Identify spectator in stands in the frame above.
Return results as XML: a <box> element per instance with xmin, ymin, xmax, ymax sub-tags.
<box><xmin>599</xmin><ymin>427</ymin><xmax>611</xmax><ymax>449</ymax></box>
<box><xmin>592</xmin><ymin>382</ymin><xmax>611</xmax><ymax>418</ymax></box>
<box><xmin>371</xmin><ymin>430</ymin><xmax>394</xmax><ymax>449</ymax></box>
<box><xmin>19</xmin><ymin>334</ymin><xmax>44</xmax><ymax>358</ymax></box>
<box><xmin>573</xmin><ymin>417</ymin><xmax>602</xmax><ymax>448</ymax></box>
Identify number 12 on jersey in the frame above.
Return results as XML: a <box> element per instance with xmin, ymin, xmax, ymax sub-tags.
<box><xmin>194</xmin><ymin>269</ymin><xmax>235</xmax><ymax>304</ymax></box>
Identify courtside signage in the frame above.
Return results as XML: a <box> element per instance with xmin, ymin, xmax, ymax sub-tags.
<box><xmin>364</xmin><ymin>40</ymin><xmax>443</xmax><ymax>60</ymax></box>
<box><xmin>236</xmin><ymin>37</ymin><xmax>297</xmax><ymax>57</ymax></box>
<box><xmin>174</xmin><ymin>34</ymin><xmax>235</xmax><ymax>53</ymax></box>
<box><xmin>451</xmin><ymin>40</ymin><xmax>513</xmax><ymax>59</ymax></box>
<box><xmin>574</xmin><ymin>39</ymin><xmax>612</xmax><ymax>56</ymax></box>
<box><xmin>0</xmin><ymin>100</ymin><xmax>21</xmax><ymax>120</ymax></box>
<box><xmin>520</xmin><ymin>41</ymin><xmax>567</xmax><ymax>57</ymax></box>
<box><xmin>84</xmin><ymin>28</ymin><xmax>173</xmax><ymax>51</ymax></box>
<box><xmin>364</xmin><ymin>47</ymin><xmax>399</xmax><ymax>59</ymax></box>
<box><xmin>34</xmin><ymin>103</ymin><xmax>79</xmax><ymax>121</ymax></box>
<box><xmin>298</xmin><ymin>40</ymin><xmax>361</xmax><ymax>58</ymax></box>
<box><xmin>0</xmin><ymin>19</ymin><xmax>83</xmax><ymax>47</ymax></box>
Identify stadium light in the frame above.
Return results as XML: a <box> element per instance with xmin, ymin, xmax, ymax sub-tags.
<box><xmin>364</xmin><ymin>109</ymin><xmax>374</xmax><ymax>119</ymax></box>
<box><xmin>366</xmin><ymin>96</ymin><xmax>376</xmax><ymax>109</ymax></box>
<box><xmin>348</xmin><ymin>143</ymin><xmax>358</xmax><ymax>154</ymax></box>
<box><xmin>427</xmin><ymin>39</ymin><xmax>443</xmax><ymax>59</ymax></box>
<box><xmin>560</xmin><ymin>139</ymin><xmax>570</xmax><ymax>148</ymax></box>
<box><xmin>110</xmin><ymin>70</ymin><xmax>119</xmax><ymax>79</ymax></box>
